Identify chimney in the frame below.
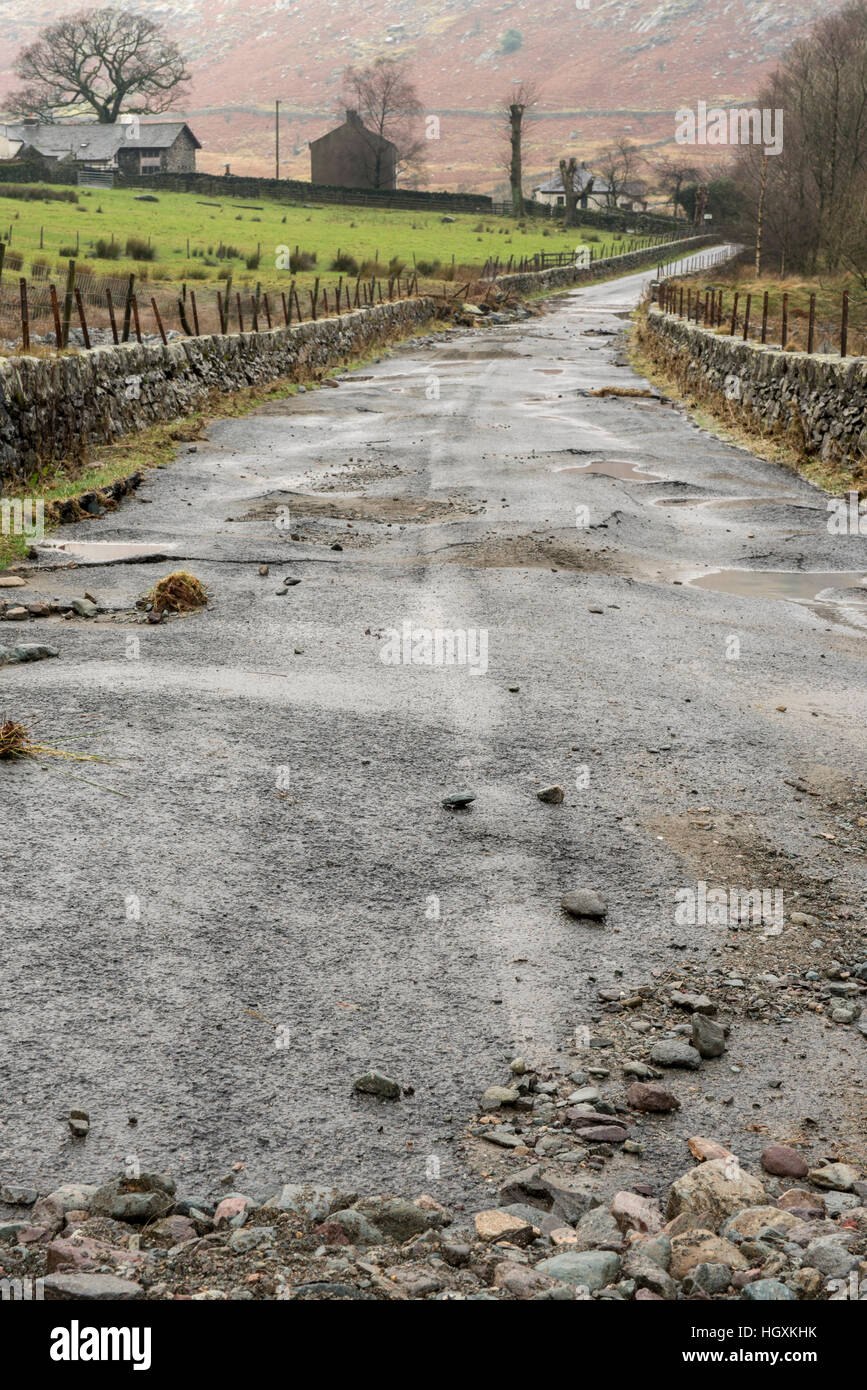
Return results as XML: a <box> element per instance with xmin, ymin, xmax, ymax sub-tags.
<box><xmin>345</xmin><ymin>108</ymin><xmax>363</xmax><ymax>127</ymax></box>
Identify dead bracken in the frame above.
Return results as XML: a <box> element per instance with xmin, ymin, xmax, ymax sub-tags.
<box><xmin>141</xmin><ymin>570</ymin><xmax>209</xmax><ymax>614</ymax></box>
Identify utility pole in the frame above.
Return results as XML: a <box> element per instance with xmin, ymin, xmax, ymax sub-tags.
<box><xmin>275</xmin><ymin>99</ymin><xmax>280</xmax><ymax>180</ymax></box>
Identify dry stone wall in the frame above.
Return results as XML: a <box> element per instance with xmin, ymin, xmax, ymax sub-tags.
<box><xmin>0</xmin><ymin>298</ymin><xmax>434</xmax><ymax>483</ymax></box>
<box><xmin>643</xmin><ymin>307</ymin><xmax>867</xmax><ymax>477</ymax></box>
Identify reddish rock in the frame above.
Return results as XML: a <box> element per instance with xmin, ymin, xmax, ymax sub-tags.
<box><xmin>574</xmin><ymin>1125</ymin><xmax>630</xmax><ymax>1144</ymax></box>
<box><xmin>761</xmin><ymin>1145</ymin><xmax>808</xmax><ymax>1179</ymax></box>
<box><xmin>777</xmin><ymin>1188</ymin><xmax>825</xmax><ymax>1219</ymax></box>
<box><xmin>611</xmin><ymin>1191</ymin><xmax>663</xmax><ymax>1235</ymax></box>
<box><xmin>626</xmin><ymin>1082</ymin><xmax>681</xmax><ymax>1113</ymax></box>
<box><xmin>14</xmin><ymin>1225</ymin><xmax>52</xmax><ymax>1245</ymax></box>
<box><xmin>213</xmin><ymin>1195</ymin><xmax>252</xmax><ymax>1229</ymax></box>
<box><xmin>46</xmin><ymin>1237</ymin><xmax>144</xmax><ymax>1275</ymax></box>
<box><xmin>636</xmin><ymin>1287</ymin><xmax>664</xmax><ymax>1300</ymax></box>
<box><xmin>313</xmin><ymin>1220</ymin><xmax>351</xmax><ymax>1246</ymax></box>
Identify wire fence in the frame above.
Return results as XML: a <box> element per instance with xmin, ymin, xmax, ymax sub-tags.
<box><xmin>656</xmin><ymin>274</ymin><xmax>867</xmax><ymax>358</ymax></box>
<box><xmin>0</xmin><ymin>248</ymin><xmax>426</xmax><ymax>353</ymax></box>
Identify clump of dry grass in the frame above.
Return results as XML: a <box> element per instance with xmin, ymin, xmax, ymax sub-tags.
<box><xmin>0</xmin><ymin>720</ymin><xmax>29</xmax><ymax>759</ymax></box>
<box><xmin>142</xmin><ymin>570</ymin><xmax>209</xmax><ymax>614</ymax></box>
<box><xmin>0</xmin><ymin>718</ymin><xmax>106</xmax><ymax>764</ymax></box>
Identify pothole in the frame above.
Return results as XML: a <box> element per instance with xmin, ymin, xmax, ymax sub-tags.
<box><xmin>687</xmin><ymin>569</ymin><xmax>867</xmax><ymax>603</ymax></box>
<box><xmin>33</xmin><ymin>541</ymin><xmax>176</xmax><ymax>565</ymax></box>
<box><xmin>554</xmin><ymin>460</ymin><xmax>665</xmax><ymax>482</ymax></box>
<box><xmin>241</xmin><ymin>492</ymin><xmax>477</xmax><ymax>526</ymax></box>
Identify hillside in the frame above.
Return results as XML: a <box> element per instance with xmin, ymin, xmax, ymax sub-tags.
<box><xmin>0</xmin><ymin>0</ymin><xmax>829</xmax><ymax>191</ymax></box>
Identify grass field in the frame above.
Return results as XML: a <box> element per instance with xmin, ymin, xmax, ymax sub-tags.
<box><xmin>0</xmin><ymin>181</ymin><xmax>661</xmax><ymax>296</ymax></box>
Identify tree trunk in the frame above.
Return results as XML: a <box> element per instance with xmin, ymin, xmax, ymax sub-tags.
<box><xmin>559</xmin><ymin>158</ymin><xmax>579</xmax><ymax>227</ymax></box>
<box><xmin>509</xmin><ymin>104</ymin><xmax>525</xmax><ymax>217</ymax></box>
<box><xmin>755</xmin><ymin>154</ymin><xmax>768</xmax><ymax>278</ymax></box>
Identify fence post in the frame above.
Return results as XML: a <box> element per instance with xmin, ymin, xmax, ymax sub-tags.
<box><xmin>74</xmin><ymin>287</ymin><xmax>90</xmax><ymax>349</ymax></box>
<box><xmin>760</xmin><ymin>291</ymin><xmax>768</xmax><ymax>344</ymax></box>
<box><xmin>0</xmin><ymin>242</ymin><xmax>5</xmax><ymax>289</ymax></box>
<box><xmin>131</xmin><ymin>295</ymin><xmax>142</xmax><ymax>343</ymax></box>
<box><xmin>743</xmin><ymin>293</ymin><xmax>752</xmax><ymax>341</ymax></box>
<box><xmin>190</xmin><ymin>290</ymin><xmax>200</xmax><ymax>335</ymax></box>
<box><xmin>807</xmin><ymin>294</ymin><xmax>816</xmax><ymax>353</ymax></box>
<box><xmin>19</xmin><ymin>277</ymin><xmax>30</xmax><ymax>352</ymax></box>
<box><xmin>49</xmin><ymin>282</ymin><xmax>63</xmax><ymax>348</ymax></box>
<box><xmin>61</xmin><ymin>258</ymin><xmax>76</xmax><ymax>348</ymax></box>
<box><xmin>106</xmin><ymin>286</ymin><xmax>119</xmax><ymax>344</ymax></box>
<box><xmin>730</xmin><ymin>292</ymin><xmax>739</xmax><ymax>337</ymax></box>
<box><xmin>121</xmin><ymin>272</ymin><xmax>135</xmax><ymax>342</ymax></box>
<box><xmin>840</xmin><ymin>292</ymin><xmax>849</xmax><ymax>358</ymax></box>
<box><xmin>781</xmin><ymin>292</ymin><xmax>788</xmax><ymax>349</ymax></box>
<box><xmin>282</xmin><ymin>291</ymin><xmax>289</xmax><ymax>325</ymax></box>
<box><xmin>151</xmin><ymin>297</ymin><xmax>167</xmax><ymax>345</ymax></box>
<box><xmin>217</xmin><ymin>289</ymin><xmax>225</xmax><ymax>335</ymax></box>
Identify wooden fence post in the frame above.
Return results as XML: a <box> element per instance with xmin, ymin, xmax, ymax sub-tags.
<box><xmin>743</xmin><ymin>293</ymin><xmax>752</xmax><ymax>341</ymax></box>
<box><xmin>151</xmin><ymin>297</ymin><xmax>167</xmax><ymax>345</ymax></box>
<box><xmin>74</xmin><ymin>287</ymin><xmax>90</xmax><ymax>349</ymax></box>
<box><xmin>807</xmin><ymin>294</ymin><xmax>816</xmax><ymax>354</ymax></box>
<box><xmin>781</xmin><ymin>292</ymin><xmax>788</xmax><ymax>349</ymax></box>
<box><xmin>761</xmin><ymin>290</ymin><xmax>769</xmax><ymax>344</ymax></box>
<box><xmin>236</xmin><ymin>293</ymin><xmax>244</xmax><ymax>332</ymax></box>
<box><xmin>730</xmin><ymin>292</ymin><xmax>739</xmax><ymax>337</ymax></box>
<box><xmin>841</xmin><ymin>292</ymin><xmax>849</xmax><ymax>358</ymax></box>
<box><xmin>121</xmin><ymin>272</ymin><xmax>135</xmax><ymax>343</ymax></box>
<box><xmin>62</xmin><ymin>259</ymin><xmax>76</xmax><ymax>348</ymax></box>
<box><xmin>190</xmin><ymin>290</ymin><xmax>200</xmax><ymax>335</ymax></box>
<box><xmin>106</xmin><ymin>287</ymin><xmax>119</xmax><ymax>344</ymax></box>
<box><xmin>49</xmin><ymin>282</ymin><xmax>63</xmax><ymax>348</ymax></box>
<box><xmin>19</xmin><ymin>277</ymin><xmax>30</xmax><ymax>352</ymax></box>
<box><xmin>131</xmin><ymin>295</ymin><xmax>142</xmax><ymax>343</ymax></box>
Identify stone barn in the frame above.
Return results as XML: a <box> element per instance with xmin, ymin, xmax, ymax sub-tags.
<box><xmin>310</xmin><ymin>109</ymin><xmax>397</xmax><ymax>191</ymax></box>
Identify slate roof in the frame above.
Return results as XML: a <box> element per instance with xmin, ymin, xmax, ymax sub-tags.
<box><xmin>0</xmin><ymin>121</ymin><xmax>200</xmax><ymax>161</ymax></box>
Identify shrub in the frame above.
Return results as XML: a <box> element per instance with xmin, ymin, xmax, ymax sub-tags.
<box><xmin>30</xmin><ymin>256</ymin><xmax>51</xmax><ymax>279</ymax></box>
<box><xmin>125</xmin><ymin>236</ymin><xmax>156</xmax><ymax>261</ymax></box>
<box><xmin>415</xmin><ymin>258</ymin><xmax>441</xmax><ymax>276</ymax></box>
<box><xmin>4</xmin><ymin>250</ymin><xmax>23</xmax><ymax>271</ymax></box>
<box><xmin>330</xmin><ymin>251</ymin><xmax>359</xmax><ymax>274</ymax></box>
<box><xmin>289</xmin><ymin>249</ymin><xmax>316</xmax><ymax>272</ymax></box>
<box><xmin>245</xmin><ymin>252</ymin><xmax>260</xmax><ymax>270</ymax></box>
<box><xmin>58</xmin><ymin>245</ymin><xmax>77</xmax><ymax>259</ymax></box>
<box><xmin>387</xmin><ymin>255</ymin><xmax>406</xmax><ymax>276</ymax></box>
<box><xmin>0</xmin><ymin>183</ymin><xmax>78</xmax><ymax>204</ymax></box>
<box><xmin>94</xmin><ymin>238</ymin><xmax>121</xmax><ymax>259</ymax></box>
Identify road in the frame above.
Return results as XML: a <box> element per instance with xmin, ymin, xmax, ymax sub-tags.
<box><xmin>1</xmin><ymin>253</ymin><xmax>865</xmax><ymax>1209</ymax></box>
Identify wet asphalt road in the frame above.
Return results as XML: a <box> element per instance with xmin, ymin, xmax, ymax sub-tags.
<box><xmin>1</xmin><ymin>252</ymin><xmax>865</xmax><ymax>1210</ymax></box>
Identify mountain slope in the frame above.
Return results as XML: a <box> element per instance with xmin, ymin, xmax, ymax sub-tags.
<box><xmin>0</xmin><ymin>0</ymin><xmax>828</xmax><ymax>190</ymax></box>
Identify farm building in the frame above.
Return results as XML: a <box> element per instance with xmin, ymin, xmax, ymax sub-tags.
<box><xmin>310</xmin><ymin>109</ymin><xmax>397</xmax><ymax>191</ymax></box>
<box><xmin>532</xmin><ymin>165</ymin><xmax>648</xmax><ymax>213</ymax></box>
<box><xmin>0</xmin><ymin>119</ymin><xmax>200</xmax><ymax>179</ymax></box>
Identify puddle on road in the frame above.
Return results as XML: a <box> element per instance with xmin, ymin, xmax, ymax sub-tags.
<box><xmin>688</xmin><ymin>569</ymin><xmax>867</xmax><ymax>603</ymax></box>
<box><xmin>35</xmin><ymin>540</ymin><xmax>175</xmax><ymax>565</ymax></box>
<box><xmin>555</xmin><ymin>459</ymin><xmax>664</xmax><ymax>482</ymax></box>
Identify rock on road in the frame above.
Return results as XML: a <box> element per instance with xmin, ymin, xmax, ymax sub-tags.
<box><xmin>1</xmin><ymin>254</ymin><xmax>865</xmax><ymax>1208</ymax></box>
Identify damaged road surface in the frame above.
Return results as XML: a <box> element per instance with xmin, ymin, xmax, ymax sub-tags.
<box><xmin>1</xmin><ymin>256</ymin><xmax>865</xmax><ymax>1230</ymax></box>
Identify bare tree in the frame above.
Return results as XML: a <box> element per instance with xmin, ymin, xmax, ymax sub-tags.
<box><xmin>502</xmin><ymin>82</ymin><xmax>538</xmax><ymax>216</ymax></box>
<box><xmin>732</xmin><ymin>0</ymin><xmax>867</xmax><ymax>273</ymax></box>
<box><xmin>653</xmin><ymin>154</ymin><xmax>699</xmax><ymax>222</ymax></box>
<box><xmin>595</xmin><ymin>139</ymin><xmax>641</xmax><ymax>209</ymax></box>
<box><xmin>558</xmin><ymin>157</ymin><xmax>589</xmax><ymax>227</ymax></box>
<box><xmin>9</xmin><ymin>7</ymin><xmax>190</xmax><ymax>123</ymax></box>
<box><xmin>342</xmin><ymin>58</ymin><xmax>425</xmax><ymax>188</ymax></box>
